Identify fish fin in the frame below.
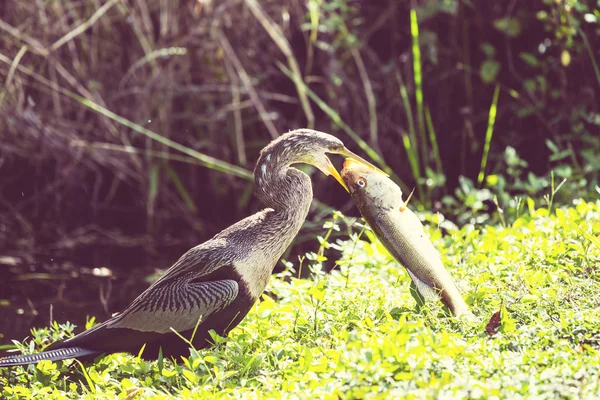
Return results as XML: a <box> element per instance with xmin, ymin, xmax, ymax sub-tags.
<box><xmin>406</xmin><ymin>269</ymin><xmax>440</xmax><ymax>302</ymax></box>
<box><xmin>409</xmin><ymin>280</ymin><xmax>426</xmax><ymax>312</ymax></box>
<box><xmin>399</xmin><ymin>188</ymin><xmax>415</xmax><ymax>212</ymax></box>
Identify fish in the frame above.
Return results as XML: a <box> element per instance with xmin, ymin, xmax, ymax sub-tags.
<box><xmin>341</xmin><ymin>159</ymin><xmax>470</xmax><ymax>317</ymax></box>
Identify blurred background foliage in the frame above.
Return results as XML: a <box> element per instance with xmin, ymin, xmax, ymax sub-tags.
<box><xmin>0</xmin><ymin>0</ymin><xmax>599</xmax><ymax>345</ymax></box>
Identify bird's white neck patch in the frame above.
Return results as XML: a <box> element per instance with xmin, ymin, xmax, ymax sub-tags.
<box><xmin>233</xmin><ymin>251</ymin><xmax>275</xmax><ymax>299</ymax></box>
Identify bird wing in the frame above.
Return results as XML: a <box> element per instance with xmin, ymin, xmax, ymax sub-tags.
<box><xmin>102</xmin><ymin>239</ymin><xmax>240</xmax><ymax>334</ymax></box>
<box><xmin>51</xmin><ymin>239</ymin><xmax>240</xmax><ymax>349</ymax></box>
<box><xmin>55</xmin><ymin>277</ymin><xmax>240</xmax><ymax>351</ymax></box>
<box><xmin>143</xmin><ymin>238</ymin><xmax>233</xmax><ymax>285</ymax></box>
<box><xmin>104</xmin><ymin>278</ymin><xmax>239</xmax><ymax>334</ymax></box>
<box><xmin>35</xmin><ymin>278</ymin><xmax>239</xmax><ymax>360</ymax></box>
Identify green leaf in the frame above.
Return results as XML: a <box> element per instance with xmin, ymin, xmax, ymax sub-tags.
<box><xmin>571</xmin><ymin>220</ymin><xmax>600</xmax><ymax>250</ymax></box>
<box><xmin>36</xmin><ymin>360</ymin><xmax>56</xmax><ymax>375</ymax></box>
<box><xmin>310</xmin><ymin>282</ymin><xmax>327</xmax><ymax>302</ymax></box>
<box><xmin>526</xmin><ymin>197</ymin><xmax>536</xmax><ymax>215</ymax></box>
<box><xmin>182</xmin><ymin>369</ymin><xmax>197</xmax><ymax>383</ymax></box>
<box><xmin>480</xmin><ymin>60</ymin><xmax>500</xmax><ymax>83</ymax></box>
<box><xmin>204</xmin><ymin>355</ymin><xmax>218</xmax><ymax>364</ymax></box>
<box><xmin>561</xmin><ymin>50</ymin><xmax>571</xmax><ymax>67</ymax></box>
<box><xmin>480</xmin><ymin>43</ymin><xmax>496</xmax><ymax>58</ymax></box>
<box><xmin>521</xmin><ymin>294</ymin><xmax>539</xmax><ymax>304</ymax></box>
<box><xmin>161</xmin><ymin>369</ymin><xmax>177</xmax><ymax>377</ymax></box>
<box><xmin>409</xmin><ymin>280</ymin><xmax>426</xmax><ymax>312</ymax></box>
<box><xmin>301</xmin><ymin>346</ymin><xmax>313</xmax><ymax>371</ymax></box>
<box><xmin>494</xmin><ymin>17</ymin><xmax>522</xmax><ymax>37</ymax></box>
<box><xmin>500</xmin><ymin>304</ymin><xmax>517</xmax><ymax>334</ymax></box>
<box><xmin>519</xmin><ymin>52</ymin><xmax>540</xmax><ymax>67</ymax></box>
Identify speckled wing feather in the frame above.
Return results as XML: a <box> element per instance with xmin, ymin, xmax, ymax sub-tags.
<box><xmin>142</xmin><ymin>238</ymin><xmax>234</xmax><ymax>284</ymax></box>
<box><xmin>50</xmin><ymin>240</ymin><xmax>241</xmax><ymax>349</ymax></box>
<box><xmin>106</xmin><ymin>278</ymin><xmax>239</xmax><ymax>333</ymax></box>
<box><xmin>101</xmin><ymin>238</ymin><xmax>242</xmax><ymax>333</ymax></box>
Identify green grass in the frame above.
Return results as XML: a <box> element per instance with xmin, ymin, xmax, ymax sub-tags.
<box><xmin>410</xmin><ymin>9</ymin><xmax>428</xmax><ymax>172</ymax></box>
<box><xmin>478</xmin><ymin>84</ymin><xmax>501</xmax><ymax>186</ymax></box>
<box><xmin>2</xmin><ymin>199</ymin><xmax>599</xmax><ymax>399</ymax></box>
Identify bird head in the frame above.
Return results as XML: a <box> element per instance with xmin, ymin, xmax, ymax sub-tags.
<box><xmin>268</xmin><ymin>129</ymin><xmax>384</xmax><ymax>192</ymax></box>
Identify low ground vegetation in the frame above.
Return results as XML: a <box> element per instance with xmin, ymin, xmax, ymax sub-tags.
<box><xmin>2</xmin><ymin>198</ymin><xmax>598</xmax><ymax>399</ymax></box>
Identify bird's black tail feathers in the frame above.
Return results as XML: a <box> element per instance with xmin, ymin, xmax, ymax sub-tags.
<box><xmin>0</xmin><ymin>347</ymin><xmax>100</xmax><ymax>367</ymax></box>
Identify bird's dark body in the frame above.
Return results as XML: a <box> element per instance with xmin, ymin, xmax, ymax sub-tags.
<box><xmin>45</xmin><ymin>265</ymin><xmax>253</xmax><ymax>360</ymax></box>
<box><xmin>37</xmin><ymin>206</ymin><xmax>298</xmax><ymax>362</ymax></box>
<box><xmin>0</xmin><ymin>129</ymin><xmax>353</xmax><ymax>368</ymax></box>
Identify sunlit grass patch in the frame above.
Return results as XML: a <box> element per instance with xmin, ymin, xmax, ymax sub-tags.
<box><xmin>1</xmin><ymin>199</ymin><xmax>599</xmax><ymax>399</ymax></box>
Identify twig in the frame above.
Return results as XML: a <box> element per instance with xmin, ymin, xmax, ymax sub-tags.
<box><xmin>50</xmin><ymin>0</ymin><xmax>120</xmax><ymax>52</ymax></box>
<box><xmin>578</xmin><ymin>27</ymin><xmax>600</xmax><ymax>90</ymax></box>
<box><xmin>223</xmin><ymin>55</ymin><xmax>247</xmax><ymax>165</ymax></box>
<box><xmin>159</xmin><ymin>0</ymin><xmax>170</xmax><ymax>39</ymax></box>
<box><xmin>0</xmin><ymin>52</ymin><xmax>254</xmax><ymax>181</ymax></box>
<box><xmin>71</xmin><ymin>140</ymin><xmax>253</xmax><ymax>179</ymax></box>
<box><xmin>410</xmin><ymin>9</ymin><xmax>428</xmax><ymax>170</ymax></box>
<box><xmin>214</xmin><ymin>28</ymin><xmax>279</xmax><ymax>140</ymax></box>
<box><xmin>0</xmin><ymin>17</ymin><xmax>143</xmax><ymax>171</ymax></box>
<box><xmin>54</xmin><ymin>1</ymin><xmax>82</xmax><ymax>76</ymax></box>
<box><xmin>0</xmin><ymin>20</ymin><xmax>48</xmax><ymax>55</ymax></box>
<box><xmin>477</xmin><ymin>85</ymin><xmax>500</xmax><ymax>185</ymax></box>
<box><xmin>0</xmin><ymin>193</ymin><xmax>34</xmax><ymax>235</ymax></box>
<box><xmin>244</xmin><ymin>0</ymin><xmax>315</xmax><ymax>129</ymax></box>
<box><xmin>120</xmin><ymin>0</ymin><xmax>157</xmax><ymax>70</ymax></box>
<box><xmin>119</xmin><ymin>47</ymin><xmax>187</xmax><ymax>89</ymax></box>
<box><xmin>352</xmin><ymin>48</ymin><xmax>378</xmax><ymax>148</ymax></box>
<box><xmin>304</xmin><ymin>0</ymin><xmax>320</xmax><ymax>76</ymax></box>
<box><xmin>503</xmin><ymin>0</ymin><xmax>520</xmax><ymax>82</ymax></box>
<box><xmin>0</xmin><ymin>45</ymin><xmax>28</xmax><ymax>109</ymax></box>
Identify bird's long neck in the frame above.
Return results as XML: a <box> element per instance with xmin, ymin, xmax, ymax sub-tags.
<box><xmin>255</xmin><ymin>161</ymin><xmax>313</xmax><ymax>231</ymax></box>
<box><xmin>251</xmin><ymin>148</ymin><xmax>314</xmax><ymax>266</ymax></box>
<box><xmin>254</xmin><ymin>137</ymin><xmax>314</xmax><ymax>218</ymax></box>
<box><xmin>220</xmin><ymin>142</ymin><xmax>315</xmax><ymax>299</ymax></box>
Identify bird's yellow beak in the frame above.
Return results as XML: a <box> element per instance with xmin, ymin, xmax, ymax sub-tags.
<box><xmin>336</xmin><ymin>148</ymin><xmax>387</xmax><ymax>176</ymax></box>
<box><xmin>318</xmin><ymin>156</ymin><xmax>349</xmax><ymax>192</ymax></box>
<box><xmin>328</xmin><ymin>164</ymin><xmax>349</xmax><ymax>192</ymax></box>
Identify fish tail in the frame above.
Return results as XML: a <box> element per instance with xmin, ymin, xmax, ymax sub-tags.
<box><xmin>406</xmin><ymin>269</ymin><xmax>471</xmax><ymax>317</ymax></box>
<box><xmin>441</xmin><ymin>291</ymin><xmax>470</xmax><ymax>317</ymax></box>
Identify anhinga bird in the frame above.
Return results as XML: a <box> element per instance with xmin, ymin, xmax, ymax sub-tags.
<box><xmin>0</xmin><ymin>129</ymin><xmax>380</xmax><ymax>367</ymax></box>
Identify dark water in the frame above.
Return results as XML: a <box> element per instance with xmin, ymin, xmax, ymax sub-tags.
<box><xmin>0</xmin><ymin>247</ymin><xmax>176</xmax><ymax>357</ymax></box>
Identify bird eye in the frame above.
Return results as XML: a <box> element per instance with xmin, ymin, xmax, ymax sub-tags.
<box><xmin>357</xmin><ymin>178</ymin><xmax>366</xmax><ymax>187</ymax></box>
<box><xmin>331</xmin><ymin>145</ymin><xmax>339</xmax><ymax>151</ymax></box>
